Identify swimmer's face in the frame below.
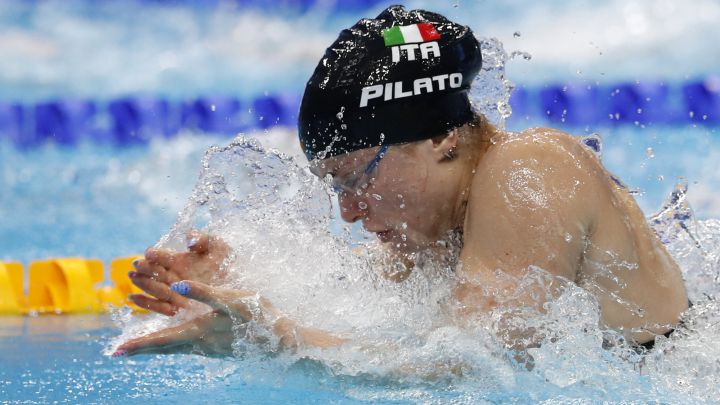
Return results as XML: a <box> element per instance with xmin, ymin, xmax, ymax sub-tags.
<box><xmin>312</xmin><ymin>141</ymin><xmax>453</xmax><ymax>253</ymax></box>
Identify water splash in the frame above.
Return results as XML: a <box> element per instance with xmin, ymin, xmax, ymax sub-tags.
<box><xmin>107</xmin><ymin>132</ymin><xmax>720</xmax><ymax>403</ymax></box>
<box><xmin>470</xmin><ymin>37</ymin><xmax>517</xmax><ymax>129</ymax></box>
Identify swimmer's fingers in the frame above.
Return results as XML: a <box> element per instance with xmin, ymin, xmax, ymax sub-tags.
<box><xmin>186</xmin><ymin>230</ymin><xmax>231</xmax><ymax>262</ymax></box>
<box><xmin>132</xmin><ymin>259</ymin><xmax>170</xmax><ymax>283</ymax></box>
<box><xmin>145</xmin><ymin>247</ymin><xmax>176</xmax><ymax>269</ymax></box>
<box><xmin>114</xmin><ymin>312</ymin><xmax>233</xmax><ymax>357</ymax></box>
<box><xmin>170</xmin><ymin>280</ymin><xmax>257</xmax><ymax>320</ymax></box>
<box><xmin>129</xmin><ymin>272</ymin><xmax>191</xmax><ymax>309</ymax></box>
<box><xmin>128</xmin><ymin>294</ymin><xmax>178</xmax><ymax>316</ymax></box>
<box><xmin>186</xmin><ymin>230</ymin><xmax>210</xmax><ymax>255</ymax></box>
<box><xmin>114</xmin><ymin>323</ymin><xmax>192</xmax><ymax>357</ymax></box>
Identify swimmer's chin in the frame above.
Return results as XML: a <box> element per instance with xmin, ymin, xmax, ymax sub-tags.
<box><xmin>376</xmin><ymin>231</ymin><xmax>420</xmax><ymax>255</ymax></box>
<box><xmin>375</xmin><ymin>230</ymin><xmax>393</xmax><ymax>243</ymax></box>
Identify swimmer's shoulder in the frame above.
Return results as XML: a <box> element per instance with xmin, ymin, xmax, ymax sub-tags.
<box><xmin>477</xmin><ymin>127</ymin><xmax>596</xmax><ymax>173</ymax></box>
<box><xmin>492</xmin><ymin>127</ymin><xmax>587</xmax><ymax>155</ymax></box>
<box><xmin>470</xmin><ymin>126</ymin><xmax>609</xmax><ymax>209</ymax></box>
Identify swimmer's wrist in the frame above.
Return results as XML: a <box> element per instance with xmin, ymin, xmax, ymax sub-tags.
<box><xmin>273</xmin><ymin>317</ymin><xmax>299</xmax><ymax>349</ymax></box>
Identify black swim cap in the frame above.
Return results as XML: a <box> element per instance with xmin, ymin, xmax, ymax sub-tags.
<box><xmin>298</xmin><ymin>5</ymin><xmax>482</xmax><ymax>161</ymax></box>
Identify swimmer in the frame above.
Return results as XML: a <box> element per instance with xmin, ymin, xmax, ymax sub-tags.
<box><xmin>114</xmin><ymin>6</ymin><xmax>689</xmax><ymax>358</ymax></box>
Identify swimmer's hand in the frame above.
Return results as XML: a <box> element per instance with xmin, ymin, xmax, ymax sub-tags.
<box><xmin>128</xmin><ymin>231</ymin><xmax>231</xmax><ymax>316</ymax></box>
<box><xmin>113</xmin><ymin>281</ymin><xmax>346</xmax><ymax>357</ymax></box>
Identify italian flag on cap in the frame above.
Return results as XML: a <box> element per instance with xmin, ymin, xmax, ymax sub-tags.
<box><xmin>383</xmin><ymin>23</ymin><xmax>441</xmax><ymax>47</ymax></box>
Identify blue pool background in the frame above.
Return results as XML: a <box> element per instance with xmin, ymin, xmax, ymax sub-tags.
<box><xmin>1</xmin><ymin>0</ymin><xmax>719</xmax><ymax>403</ymax></box>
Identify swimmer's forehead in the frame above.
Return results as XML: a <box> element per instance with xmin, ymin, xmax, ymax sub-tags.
<box><xmin>309</xmin><ymin>148</ymin><xmax>378</xmax><ymax>177</ymax></box>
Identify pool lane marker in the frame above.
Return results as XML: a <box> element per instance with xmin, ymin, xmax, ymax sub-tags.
<box><xmin>0</xmin><ymin>256</ymin><xmax>149</xmax><ymax>315</ymax></box>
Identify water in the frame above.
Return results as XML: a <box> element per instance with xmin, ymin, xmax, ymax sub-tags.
<box><xmin>2</xmin><ymin>0</ymin><xmax>720</xmax><ymax>403</ymax></box>
<box><xmin>10</xmin><ymin>128</ymin><xmax>711</xmax><ymax>403</ymax></box>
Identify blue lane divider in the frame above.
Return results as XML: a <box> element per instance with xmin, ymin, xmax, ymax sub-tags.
<box><xmin>0</xmin><ymin>93</ymin><xmax>303</xmax><ymax>148</ymax></box>
<box><xmin>0</xmin><ymin>79</ymin><xmax>717</xmax><ymax>148</ymax></box>
<box><xmin>509</xmin><ymin>78</ymin><xmax>719</xmax><ymax>129</ymax></box>
<box><xmin>182</xmin><ymin>97</ymin><xmax>241</xmax><ymax>134</ymax></box>
<box><xmin>0</xmin><ymin>103</ymin><xmax>25</xmax><ymax>146</ymax></box>
<box><xmin>684</xmin><ymin>81</ymin><xmax>720</xmax><ymax>124</ymax></box>
<box><xmin>137</xmin><ymin>0</ymin><xmax>388</xmax><ymax>12</ymax></box>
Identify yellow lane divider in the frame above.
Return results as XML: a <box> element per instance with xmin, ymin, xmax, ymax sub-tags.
<box><xmin>0</xmin><ymin>256</ymin><xmax>147</xmax><ymax>315</ymax></box>
<box><xmin>0</xmin><ymin>261</ymin><xmax>25</xmax><ymax>314</ymax></box>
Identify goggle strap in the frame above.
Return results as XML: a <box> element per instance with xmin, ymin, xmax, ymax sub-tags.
<box><xmin>364</xmin><ymin>145</ymin><xmax>389</xmax><ymax>176</ymax></box>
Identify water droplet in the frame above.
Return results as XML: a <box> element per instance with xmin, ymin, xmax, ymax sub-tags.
<box><xmin>658</xmin><ymin>175</ymin><xmax>664</xmax><ymax>181</ymax></box>
<box><xmin>399</xmin><ymin>203</ymin><xmax>406</xmax><ymax>209</ymax></box>
<box><xmin>513</xmin><ymin>31</ymin><xmax>521</xmax><ymax>38</ymax></box>
<box><xmin>401</xmin><ymin>222</ymin><xmax>408</xmax><ymax>229</ymax></box>
<box><xmin>358</xmin><ymin>201</ymin><xmax>368</xmax><ymax>210</ymax></box>
<box><xmin>336</xmin><ymin>106</ymin><xmax>345</xmax><ymax>120</ymax></box>
<box><xmin>496</xmin><ymin>101</ymin><xmax>512</xmax><ymax>119</ymax></box>
<box><xmin>340</xmin><ymin>124</ymin><xmax>347</xmax><ymax>130</ymax></box>
<box><xmin>636</xmin><ymin>108</ymin><xmax>643</xmax><ymax>114</ymax></box>
<box><xmin>371</xmin><ymin>194</ymin><xmax>382</xmax><ymax>201</ymax></box>
<box><xmin>509</xmin><ymin>51</ymin><xmax>532</xmax><ymax>61</ymax></box>
<box><xmin>564</xmin><ymin>233</ymin><xmax>573</xmax><ymax>242</ymax></box>
<box><xmin>646</xmin><ymin>147</ymin><xmax>655</xmax><ymax>158</ymax></box>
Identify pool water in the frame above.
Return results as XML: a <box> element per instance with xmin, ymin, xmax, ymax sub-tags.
<box><xmin>0</xmin><ymin>316</ymin><xmax>369</xmax><ymax>403</ymax></box>
<box><xmin>2</xmin><ymin>0</ymin><xmax>720</xmax><ymax>403</ymax></box>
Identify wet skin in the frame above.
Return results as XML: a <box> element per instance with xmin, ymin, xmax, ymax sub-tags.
<box><xmin>321</xmin><ymin>126</ymin><xmax>689</xmax><ymax>344</ymax></box>
<box><xmin>117</xmin><ymin>125</ymin><xmax>689</xmax><ymax>356</ymax></box>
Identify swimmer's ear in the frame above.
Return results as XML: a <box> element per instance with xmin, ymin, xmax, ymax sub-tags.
<box><xmin>430</xmin><ymin>129</ymin><xmax>459</xmax><ymax>162</ymax></box>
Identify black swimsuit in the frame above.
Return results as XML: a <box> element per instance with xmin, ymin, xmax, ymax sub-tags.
<box><xmin>636</xmin><ymin>300</ymin><xmax>692</xmax><ymax>351</ymax></box>
<box><xmin>638</xmin><ymin>329</ymin><xmax>675</xmax><ymax>351</ymax></box>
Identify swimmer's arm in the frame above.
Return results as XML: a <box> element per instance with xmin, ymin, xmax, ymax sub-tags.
<box><xmin>174</xmin><ymin>280</ymin><xmax>347</xmax><ymax>349</ymax></box>
<box><xmin>114</xmin><ymin>280</ymin><xmax>346</xmax><ymax>357</ymax></box>
<box><xmin>274</xmin><ymin>317</ymin><xmax>348</xmax><ymax>349</ymax></box>
<box><xmin>455</xmin><ymin>132</ymin><xmax>602</xmax><ymax>342</ymax></box>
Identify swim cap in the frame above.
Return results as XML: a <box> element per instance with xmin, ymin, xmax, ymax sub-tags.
<box><xmin>298</xmin><ymin>5</ymin><xmax>482</xmax><ymax>161</ymax></box>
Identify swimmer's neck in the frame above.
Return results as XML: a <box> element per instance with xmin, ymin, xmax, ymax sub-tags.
<box><xmin>447</xmin><ymin>119</ymin><xmax>500</xmax><ymax>232</ymax></box>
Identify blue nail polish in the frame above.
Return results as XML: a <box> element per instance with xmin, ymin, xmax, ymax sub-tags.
<box><xmin>187</xmin><ymin>237</ymin><xmax>199</xmax><ymax>248</ymax></box>
<box><xmin>171</xmin><ymin>281</ymin><xmax>191</xmax><ymax>296</ymax></box>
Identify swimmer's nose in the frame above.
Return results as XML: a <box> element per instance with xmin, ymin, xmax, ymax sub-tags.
<box><xmin>338</xmin><ymin>192</ymin><xmax>367</xmax><ymax>223</ymax></box>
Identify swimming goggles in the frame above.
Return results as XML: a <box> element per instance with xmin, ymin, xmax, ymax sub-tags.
<box><xmin>331</xmin><ymin>145</ymin><xmax>389</xmax><ymax>195</ymax></box>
